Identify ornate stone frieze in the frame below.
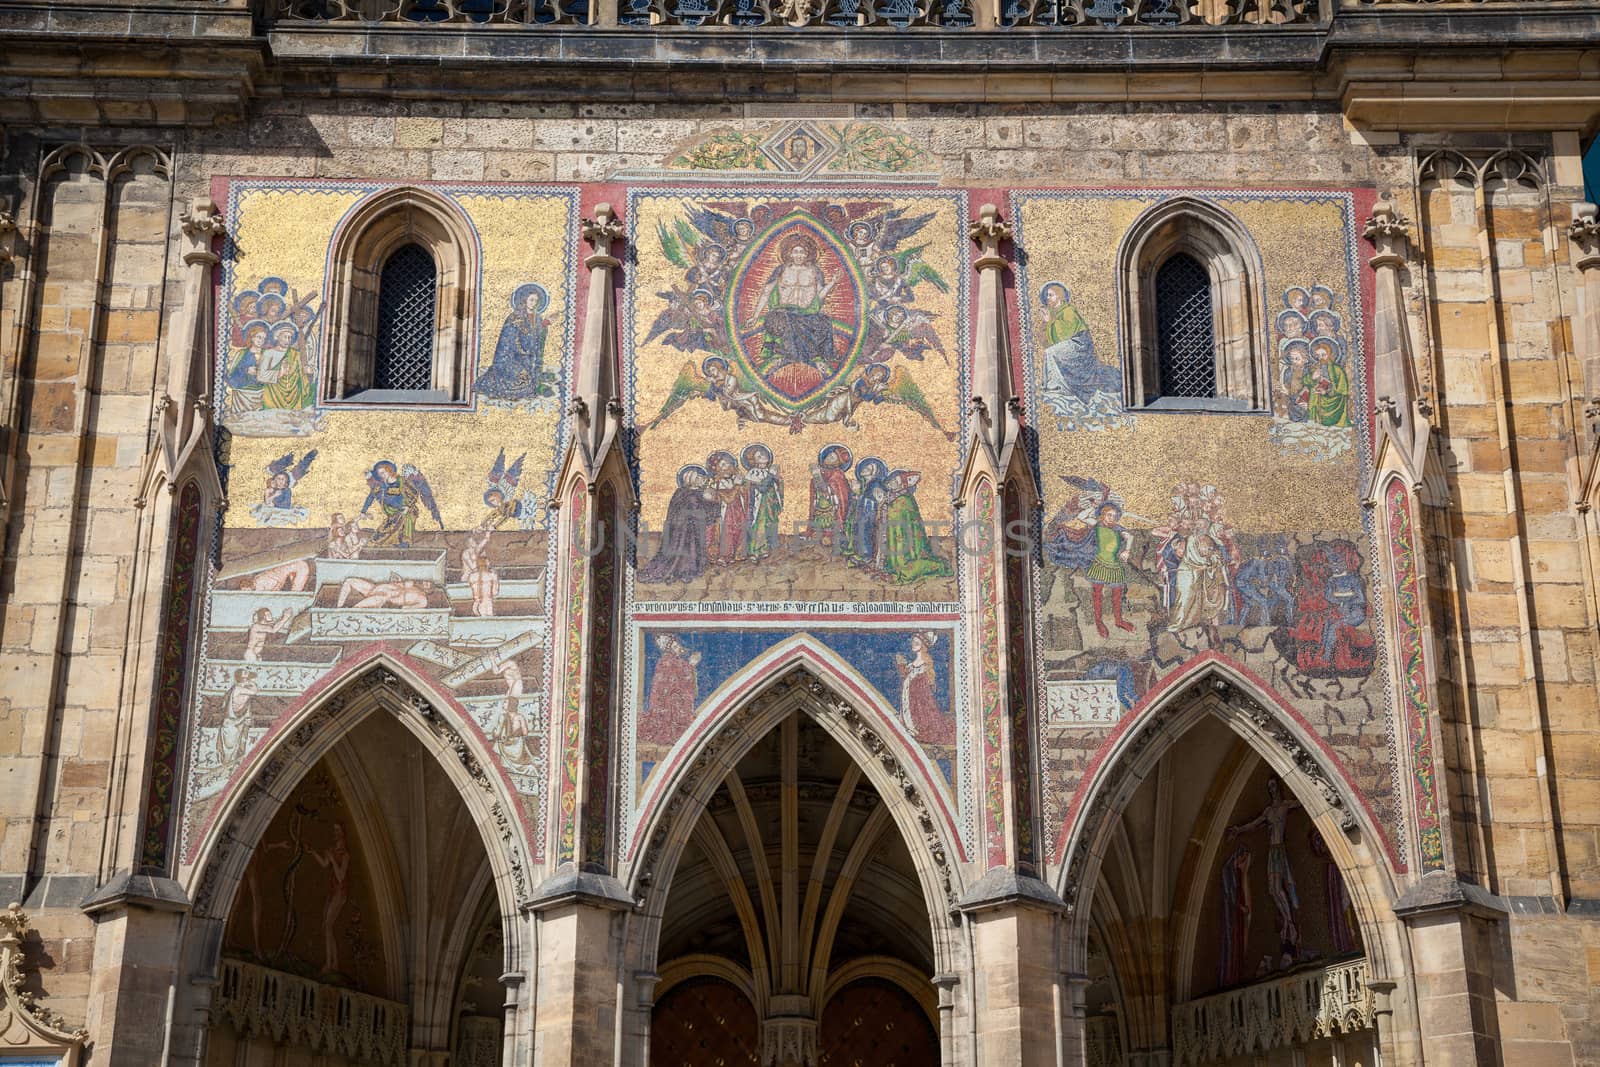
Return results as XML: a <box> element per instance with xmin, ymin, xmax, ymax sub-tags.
<box><xmin>1418</xmin><ymin>148</ymin><xmax>1544</xmax><ymax>191</ymax></box>
<box><xmin>1061</xmin><ymin>674</ymin><xmax>1358</xmax><ymax>916</ymax></box>
<box><xmin>0</xmin><ymin>904</ymin><xmax>88</xmax><ymax>1066</ymax></box>
<box><xmin>1170</xmin><ymin>956</ymin><xmax>1375</xmax><ymax>1066</ymax></box>
<box><xmin>212</xmin><ymin>956</ymin><xmax>408</xmax><ymax>1066</ymax></box>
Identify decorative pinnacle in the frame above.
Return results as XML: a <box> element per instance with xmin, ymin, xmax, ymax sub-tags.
<box><xmin>582</xmin><ymin>202</ymin><xmax>624</xmax><ymax>255</ymax></box>
<box><xmin>968</xmin><ymin>203</ymin><xmax>1011</xmax><ymax>260</ymax></box>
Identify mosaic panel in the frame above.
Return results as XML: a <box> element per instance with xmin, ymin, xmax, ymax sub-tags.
<box><xmin>627</xmin><ymin>188</ymin><xmax>966</xmax><ymax>605</ymax></box>
<box><xmin>621</xmin><ymin>187</ymin><xmax>973</xmax><ymax>857</ymax></box>
<box><xmin>180</xmin><ymin>180</ymin><xmax>580</xmax><ymax>867</ymax></box>
<box><xmin>1012</xmin><ymin>190</ymin><xmax>1400</xmax><ymax>868</ymax></box>
<box><xmin>624</xmin><ymin>615</ymin><xmax>968</xmax><ymax>847</ymax></box>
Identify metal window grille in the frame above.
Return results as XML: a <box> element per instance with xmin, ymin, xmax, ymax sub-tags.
<box><xmin>374</xmin><ymin>243</ymin><xmax>437</xmax><ymax>391</ymax></box>
<box><xmin>1154</xmin><ymin>252</ymin><xmax>1216</xmax><ymax>399</ymax></box>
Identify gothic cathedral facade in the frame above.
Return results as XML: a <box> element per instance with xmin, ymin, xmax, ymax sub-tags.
<box><xmin>0</xmin><ymin>3</ymin><xmax>1599</xmax><ymax>1064</ymax></box>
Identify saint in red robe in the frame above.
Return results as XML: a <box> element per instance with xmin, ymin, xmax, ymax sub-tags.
<box><xmin>808</xmin><ymin>464</ymin><xmax>851</xmax><ymax>549</ymax></box>
<box><xmin>640</xmin><ymin>641</ymin><xmax>700</xmax><ymax>746</ymax></box>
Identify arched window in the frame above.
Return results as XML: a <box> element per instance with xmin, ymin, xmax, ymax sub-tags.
<box><xmin>323</xmin><ymin>187</ymin><xmax>478</xmax><ymax>404</ymax></box>
<box><xmin>373</xmin><ymin>244</ymin><xmax>438</xmax><ymax>392</ymax></box>
<box><xmin>1118</xmin><ymin>198</ymin><xmax>1267</xmax><ymax>412</ymax></box>
<box><xmin>1153</xmin><ymin>253</ymin><xmax>1217</xmax><ymax>400</ymax></box>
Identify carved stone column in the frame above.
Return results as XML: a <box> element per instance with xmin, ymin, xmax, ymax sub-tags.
<box><xmin>1059</xmin><ymin>972</ymin><xmax>1089</xmax><ymax>1067</ymax></box>
<box><xmin>1364</xmin><ymin>199</ymin><xmax>1427</xmax><ymax>466</ymax></box>
<box><xmin>953</xmin><ymin>204</ymin><xmax>1062</xmax><ymax>1066</ymax></box>
<box><xmin>0</xmin><ymin>200</ymin><xmax>16</xmax><ymax>517</ymax></box>
<box><xmin>75</xmin><ymin>196</ymin><xmax>225</xmax><ymax>1066</ymax></box>
<box><xmin>531</xmin><ymin>202</ymin><xmax>635</xmax><ymax>1066</ymax></box>
<box><xmin>934</xmin><ymin>973</ymin><xmax>960</xmax><ymax>1065</ymax></box>
<box><xmin>1571</xmin><ymin>204</ymin><xmax>1600</xmax><ymax>459</ymax></box>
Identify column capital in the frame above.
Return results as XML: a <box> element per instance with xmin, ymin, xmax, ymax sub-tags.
<box><xmin>179</xmin><ymin>197</ymin><xmax>224</xmax><ymax>267</ymax></box>
<box><xmin>1571</xmin><ymin>202</ymin><xmax>1600</xmax><ymax>272</ymax></box>
<box><xmin>1363</xmin><ymin>198</ymin><xmax>1412</xmax><ymax>272</ymax></box>
<box><xmin>968</xmin><ymin>202</ymin><xmax>1011</xmax><ymax>271</ymax></box>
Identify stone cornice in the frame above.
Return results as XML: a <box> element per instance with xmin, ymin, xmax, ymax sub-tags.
<box><xmin>0</xmin><ymin>25</ymin><xmax>264</xmax><ymax>126</ymax></box>
<box><xmin>1</xmin><ymin>2</ymin><xmax>1598</xmax><ymax>127</ymax></box>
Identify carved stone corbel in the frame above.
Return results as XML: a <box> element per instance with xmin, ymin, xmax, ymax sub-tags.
<box><xmin>0</xmin><ymin>903</ymin><xmax>88</xmax><ymax>1066</ymax></box>
<box><xmin>759</xmin><ymin>1004</ymin><xmax>819</xmax><ymax>1067</ymax></box>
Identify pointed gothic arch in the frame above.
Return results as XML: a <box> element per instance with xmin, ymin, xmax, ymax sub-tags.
<box><xmin>321</xmin><ymin>185</ymin><xmax>480</xmax><ymax>402</ymax></box>
<box><xmin>620</xmin><ymin>662</ymin><xmax>972</xmax><ymax>1064</ymax></box>
<box><xmin>1054</xmin><ymin>660</ymin><xmax>1409</xmax><ymax>984</ymax></box>
<box><xmin>1117</xmin><ymin>195</ymin><xmax>1270</xmax><ymax>411</ymax></box>
<box><xmin>1052</xmin><ymin>660</ymin><xmax>1421</xmax><ymax>1065</ymax></box>
<box><xmin>170</xmin><ymin>660</ymin><xmax>536</xmax><ymax>1065</ymax></box>
<box><xmin>629</xmin><ymin>636</ymin><xmax>966</xmax><ymax>870</ymax></box>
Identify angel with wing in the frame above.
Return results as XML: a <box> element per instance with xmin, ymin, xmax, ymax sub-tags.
<box><xmin>362</xmin><ymin>460</ymin><xmax>444</xmax><ymax>548</ymax></box>
<box><xmin>480</xmin><ymin>448</ymin><xmax>527</xmax><ymax>531</ymax></box>
<box><xmin>802</xmin><ymin>363</ymin><xmax>957</xmax><ymax>441</ymax></box>
<box><xmin>643</xmin><ymin>287</ymin><xmax>722</xmax><ymax>355</ymax></box>
<box><xmin>854</xmin><ymin>206</ymin><xmax>937</xmax><ymax>269</ymax></box>
<box><xmin>644</xmin><ymin>356</ymin><xmax>790</xmax><ymax>432</ymax></box>
<box><xmin>250</xmin><ymin>450</ymin><xmax>318</xmax><ymax>526</ymax></box>
<box><xmin>656</xmin><ymin>214</ymin><xmax>739</xmax><ymax>297</ymax></box>
<box><xmin>681</xmin><ymin>202</ymin><xmax>747</xmax><ymax>254</ymax></box>
<box><xmin>873</xmin><ymin>305</ymin><xmax>948</xmax><ymax>364</ymax></box>
<box><xmin>868</xmin><ymin>246</ymin><xmax>949</xmax><ymax>310</ymax></box>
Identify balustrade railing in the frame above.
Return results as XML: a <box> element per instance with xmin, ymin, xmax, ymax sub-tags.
<box><xmin>213</xmin><ymin>956</ymin><xmax>410</xmax><ymax>1067</ymax></box>
<box><xmin>265</xmin><ymin>0</ymin><xmax>1330</xmax><ymax>27</ymax></box>
<box><xmin>264</xmin><ymin>0</ymin><xmax>1589</xmax><ymax>27</ymax></box>
<box><xmin>1170</xmin><ymin>957</ymin><xmax>1375</xmax><ymax>1067</ymax></box>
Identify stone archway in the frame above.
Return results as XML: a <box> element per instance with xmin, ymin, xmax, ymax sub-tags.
<box><xmin>1054</xmin><ymin>664</ymin><xmax>1420</xmax><ymax>1067</ymax></box>
<box><xmin>620</xmin><ymin>665</ymin><xmax>969</xmax><ymax>1067</ymax></box>
<box><xmin>170</xmin><ymin>664</ymin><xmax>537</xmax><ymax>1066</ymax></box>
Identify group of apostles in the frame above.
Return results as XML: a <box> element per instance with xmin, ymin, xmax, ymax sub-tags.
<box><xmin>640</xmin><ymin>442</ymin><xmax>952</xmax><ymax>586</ymax></box>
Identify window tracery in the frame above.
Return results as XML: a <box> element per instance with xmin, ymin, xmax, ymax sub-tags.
<box><xmin>1119</xmin><ymin>197</ymin><xmax>1267</xmax><ymax>412</ymax></box>
<box><xmin>322</xmin><ymin>187</ymin><xmax>477</xmax><ymax>404</ymax></box>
